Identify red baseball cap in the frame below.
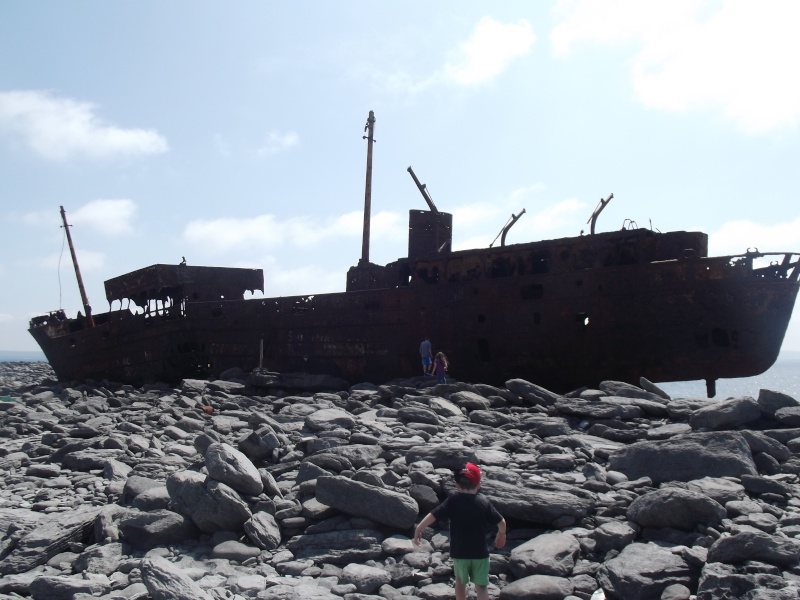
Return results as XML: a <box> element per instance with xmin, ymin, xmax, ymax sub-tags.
<box><xmin>460</xmin><ymin>462</ymin><xmax>482</xmax><ymax>485</ymax></box>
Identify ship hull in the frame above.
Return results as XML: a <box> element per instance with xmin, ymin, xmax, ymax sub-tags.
<box><xmin>29</xmin><ymin>252</ymin><xmax>800</xmax><ymax>392</ymax></box>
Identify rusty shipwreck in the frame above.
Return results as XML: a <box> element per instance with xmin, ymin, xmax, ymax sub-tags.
<box><xmin>29</xmin><ymin>112</ymin><xmax>800</xmax><ymax>395</ymax></box>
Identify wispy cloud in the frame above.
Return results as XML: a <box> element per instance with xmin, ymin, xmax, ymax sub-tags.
<box><xmin>256</xmin><ymin>131</ymin><xmax>299</xmax><ymax>158</ymax></box>
<box><xmin>0</xmin><ymin>90</ymin><xmax>168</xmax><ymax>160</ymax></box>
<box><xmin>551</xmin><ymin>0</ymin><xmax>800</xmax><ymax>133</ymax></box>
<box><xmin>70</xmin><ymin>199</ymin><xmax>137</xmax><ymax>236</ymax></box>
<box><xmin>551</xmin><ymin>0</ymin><xmax>696</xmax><ymax>57</ymax></box>
<box><xmin>709</xmin><ymin>218</ymin><xmax>800</xmax><ymax>256</ymax></box>
<box><xmin>367</xmin><ymin>16</ymin><xmax>536</xmax><ymax>94</ymax></box>
<box><xmin>376</xmin><ymin>71</ymin><xmax>442</xmax><ymax>96</ymax></box>
<box><xmin>453</xmin><ymin>192</ymin><xmax>586</xmax><ymax>250</ymax></box>
<box><xmin>181</xmin><ymin>209</ymin><xmax>405</xmax><ymax>255</ymax></box>
<box><xmin>37</xmin><ymin>248</ymin><xmax>106</xmax><ymax>272</ymax></box>
<box><xmin>259</xmin><ymin>256</ymin><xmax>344</xmax><ymax>297</ymax></box>
<box><xmin>18</xmin><ymin>200</ymin><xmax>137</xmax><ymax>238</ymax></box>
<box><xmin>444</xmin><ymin>17</ymin><xmax>536</xmax><ymax>85</ymax></box>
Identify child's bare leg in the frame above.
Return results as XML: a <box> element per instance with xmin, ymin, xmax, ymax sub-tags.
<box><xmin>455</xmin><ymin>578</ymin><xmax>468</xmax><ymax>600</ymax></box>
<box><xmin>475</xmin><ymin>583</ymin><xmax>490</xmax><ymax>600</ymax></box>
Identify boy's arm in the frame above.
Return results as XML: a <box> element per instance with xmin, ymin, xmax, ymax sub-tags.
<box><xmin>414</xmin><ymin>513</ymin><xmax>437</xmax><ymax>545</ymax></box>
<box><xmin>494</xmin><ymin>517</ymin><xmax>507</xmax><ymax>549</ymax></box>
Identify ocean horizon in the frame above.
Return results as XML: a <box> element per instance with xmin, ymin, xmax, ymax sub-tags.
<box><xmin>0</xmin><ymin>350</ymin><xmax>48</xmax><ymax>362</ymax></box>
<box><xmin>658</xmin><ymin>351</ymin><xmax>800</xmax><ymax>401</ymax></box>
<box><xmin>2</xmin><ymin>349</ymin><xmax>798</xmax><ymax>399</ymax></box>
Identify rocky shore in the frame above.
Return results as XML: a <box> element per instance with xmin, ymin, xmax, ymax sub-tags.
<box><xmin>2</xmin><ymin>361</ymin><xmax>800</xmax><ymax>600</ymax></box>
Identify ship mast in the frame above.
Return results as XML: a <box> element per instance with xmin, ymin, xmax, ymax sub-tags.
<box><xmin>360</xmin><ymin>110</ymin><xmax>376</xmax><ymax>265</ymax></box>
<box><xmin>60</xmin><ymin>206</ymin><xmax>94</xmax><ymax>327</ymax></box>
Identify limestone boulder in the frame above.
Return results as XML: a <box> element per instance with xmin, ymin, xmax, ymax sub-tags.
<box><xmin>238</xmin><ymin>425</ymin><xmax>284</xmax><ymax>460</ymax></box>
<box><xmin>508</xmin><ymin>532</ymin><xmax>580</xmax><ymax>578</ymax></box>
<box><xmin>244</xmin><ymin>511</ymin><xmax>282</xmax><ymax>550</ymax></box>
<box><xmin>554</xmin><ymin>397</ymin><xmax>643</xmax><ymax>420</ymax></box>
<box><xmin>499</xmin><ymin>574</ymin><xmax>574</xmax><ymax>600</ymax></box>
<box><xmin>627</xmin><ymin>487</ymin><xmax>726</xmax><ymax>531</ymax></box>
<box><xmin>0</xmin><ymin>506</ymin><xmax>101</xmax><ymax>575</ymax></box>
<box><xmin>118</xmin><ymin>509</ymin><xmax>199</xmax><ymax>551</ymax></box>
<box><xmin>758</xmin><ymin>389</ymin><xmax>799</xmax><ymax>419</ymax></box>
<box><xmin>696</xmin><ymin>562</ymin><xmax>797</xmax><ymax>600</ymax></box>
<box><xmin>305</xmin><ymin>408</ymin><xmax>356</xmax><ymax>431</ymax></box>
<box><xmin>340</xmin><ymin>563</ymin><xmax>392</xmax><ymax>594</ymax></box>
<box><xmin>689</xmin><ymin>396</ymin><xmax>761</xmax><ymax>431</ymax></box>
<box><xmin>608</xmin><ymin>431</ymin><xmax>757</xmax><ymax>484</ymax></box>
<box><xmin>314</xmin><ymin>475</ymin><xmax>419</xmax><ymax>529</ymax></box>
<box><xmin>597</xmin><ymin>542</ymin><xmax>698</xmax><ymax>600</ymax></box>
<box><xmin>505</xmin><ymin>379</ymin><xmax>561</xmax><ymax>406</ymax></box>
<box><xmin>166</xmin><ymin>470</ymin><xmax>251</xmax><ymax>533</ymax></box>
<box><xmin>707</xmin><ymin>530</ymin><xmax>800</xmax><ymax>567</ymax></box>
<box><xmin>286</xmin><ymin>529</ymin><xmax>385</xmax><ymax>564</ymax></box>
<box><xmin>481</xmin><ymin>479</ymin><xmax>595</xmax><ymax>526</ymax></box>
<box><xmin>205</xmin><ymin>442</ymin><xmax>263</xmax><ymax>496</ymax></box>
<box><xmin>140</xmin><ymin>556</ymin><xmax>215</xmax><ymax>600</ymax></box>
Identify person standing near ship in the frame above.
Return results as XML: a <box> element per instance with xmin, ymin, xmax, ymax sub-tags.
<box><xmin>432</xmin><ymin>351</ymin><xmax>448</xmax><ymax>383</ymax></box>
<box><xmin>420</xmin><ymin>337</ymin><xmax>433</xmax><ymax>375</ymax></box>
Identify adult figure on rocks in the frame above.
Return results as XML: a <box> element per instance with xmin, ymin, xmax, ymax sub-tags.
<box><xmin>420</xmin><ymin>337</ymin><xmax>433</xmax><ymax>375</ymax></box>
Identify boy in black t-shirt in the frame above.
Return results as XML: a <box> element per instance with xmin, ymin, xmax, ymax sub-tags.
<box><xmin>413</xmin><ymin>462</ymin><xmax>506</xmax><ymax>600</ymax></box>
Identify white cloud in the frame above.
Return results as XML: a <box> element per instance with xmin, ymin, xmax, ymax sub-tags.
<box><xmin>451</xmin><ymin>184</ymin><xmax>584</xmax><ymax>248</ymax></box>
<box><xmin>365</xmin><ymin>16</ymin><xmax>534</xmax><ymax>94</ymax></box>
<box><xmin>454</xmin><ymin>233</ymin><xmax>493</xmax><ymax>251</ymax></box>
<box><xmin>38</xmin><ymin>248</ymin><xmax>106</xmax><ymax>272</ymax></box>
<box><xmin>321</xmin><ymin>210</ymin><xmax>363</xmax><ymax>241</ymax></box>
<box><xmin>551</xmin><ymin>0</ymin><xmax>800</xmax><ymax>133</ymax></box>
<box><xmin>0</xmin><ymin>90</ymin><xmax>169</xmax><ymax>160</ymax></box>
<box><xmin>709</xmin><ymin>218</ymin><xmax>800</xmax><ymax>256</ymax></box>
<box><xmin>526</xmin><ymin>198</ymin><xmax>585</xmax><ymax>231</ymax></box>
<box><xmin>18</xmin><ymin>200</ymin><xmax>137</xmax><ymax>236</ymax></box>
<box><xmin>183</xmin><ymin>214</ymin><xmax>283</xmax><ymax>252</ymax></box>
<box><xmin>259</xmin><ymin>256</ymin><xmax>344</xmax><ymax>297</ymax></box>
<box><xmin>369</xmin><ymin>211</ymin><xmax>406</xmax><ymax>241</ymax></box>
<box><xmin>70</xmin><ymin>199</ymin><xmax>137</xmax><ymax>236</ymax></box>
<box><xmin>0</xmin><ymin>313</ymin><xmax>12</xmax><ymax>323</ymax></box>
<box><xmin>181</xmin><ymin>196</ymin><xmax>584</xmax><ymax>268</ymax></box>
<box><xmin>445</xmin><ymin>17</ymin><xmax>536</xmax><ymax>85</ymax></box>
<box><xmin>510</xmin><ymin>182</ymin><xmax>547</xmax><ymax>199</ymax></box>
<box><xmin>551</xmin><ymin>0</ymin><xmax>698</xmax><ymax>57</ymax></box>
<box><xmin>490</xmin><ymin>197</ymin><xmax>586</xmax><ymax>245</ymax></box>
<box><xmin>452</xmin><ymin>184</ymin><xmax>545</xmax><ymax>231</ymax></box>
<box><xmin>452</xmin><ymin>202</ymin><xmax>507</xmax><ymax>231</ymax></box>
<box><xmin>378</xmin><ymin>71</ymin><xmax>442</xmax><ymax>95</ymax></box>
<box><xmin>181</xmin><ymin>209</ymin><xmax>404</xmax><ymax>255</ymax></box>
<box><xmin>256</xmin><ymin>131</ymin><xmax>299</xmax><ymax>158</ymax></box>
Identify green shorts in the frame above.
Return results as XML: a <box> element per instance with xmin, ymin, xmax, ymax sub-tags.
<box><xmin>453</xmin><ymin>557</ymin><xmax>490</xmax><ymax>586</ymax></box>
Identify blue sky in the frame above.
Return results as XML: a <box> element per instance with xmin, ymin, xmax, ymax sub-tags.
<box><xmin>1</xmin><ymin>1</ymin><xmax>799</xmax><ymax>355</ymax></box>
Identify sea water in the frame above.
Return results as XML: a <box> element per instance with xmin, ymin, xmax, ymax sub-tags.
<box><xmin>658</xmin><ymin>352</ymin><xmax>800</xmax><ymax>400</ymax></box>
